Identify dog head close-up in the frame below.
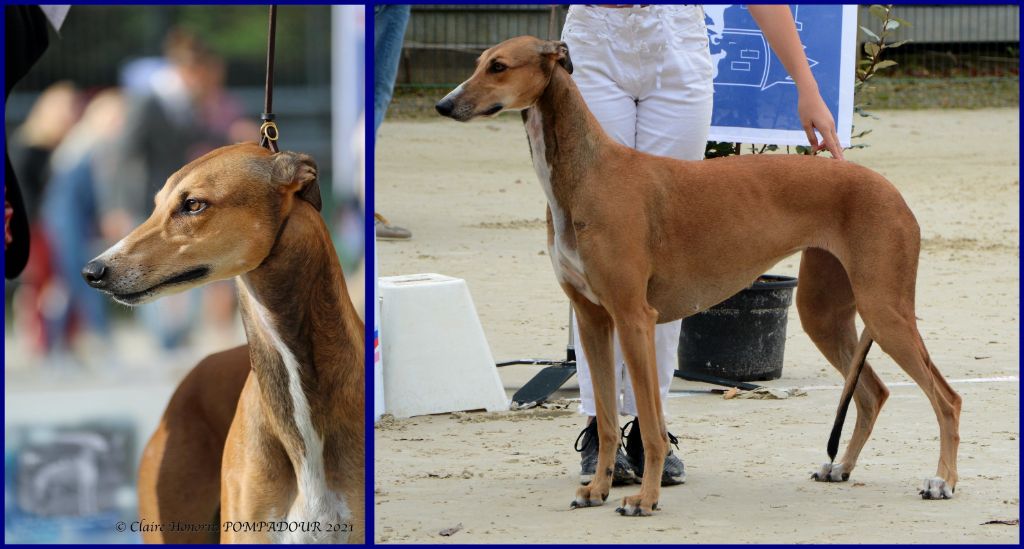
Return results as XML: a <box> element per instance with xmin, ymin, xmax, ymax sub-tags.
<box><xmin>81</xmin><ymin>142</ymin><xmax>320</xmax><ymax>305</ymax></box>
<box><xmin>435</xmin><ymin>35</ymin><xmax>572</xmax><ymax>122</ymax></box>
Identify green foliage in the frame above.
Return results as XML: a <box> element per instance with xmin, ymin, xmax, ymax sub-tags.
<box><xmin>704</xmin><ymin>141</ymin><xmax>741</xmax><ymax>159</ymax></box>
<box><xmin>849</xmin><ymin>5</ymin><xmax>912</xmax><ymax>150</ymax></box>
<box><xmin>748</xmin><ymin>144</ymin><xmax>779</xmax><ymax>154</ymax></box>
<box><xmin>171</xmin><ymin>5</ymin><xmax>331</xmax><ymax>87</ymax></box>
<box><xmin>856</xmin><ymin>5</ymin><xmax>909</xmax><ymax>91</ymax></box>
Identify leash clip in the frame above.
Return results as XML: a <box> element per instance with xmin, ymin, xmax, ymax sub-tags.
<box><xmin>260</xmin><ymin>120</ymin><xmax>280</xmax><ymax>143</ymax></box>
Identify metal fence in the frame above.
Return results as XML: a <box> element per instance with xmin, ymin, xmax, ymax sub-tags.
<box><xmin>861</xmin><ymin>4</ymin><xmax>1020</xmax><ymax>77</ymax></box>
<box><xmin>395</xmin><ymin>4</ymin><xmax>1020</xmax><ymax>88</ymax></box>
<box><xmin>397</xmin><ymin>4</ymin><xmax>564</xmax><ymax>88</ymax></box>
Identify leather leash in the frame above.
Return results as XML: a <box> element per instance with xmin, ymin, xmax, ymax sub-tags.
<box><xmin>259</xmin><ymin>5</ymin><xmax>280</xmax><ymax>152</ymax></box>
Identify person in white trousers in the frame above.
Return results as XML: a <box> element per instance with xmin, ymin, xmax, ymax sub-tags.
<box><xmin>564</xmin><ymin>4</ymin><xmax>845</xmax><ymax>487</ymax></box>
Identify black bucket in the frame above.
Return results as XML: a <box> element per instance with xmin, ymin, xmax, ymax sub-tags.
<box><xmin>677</xmin><ymin>274</ymin><xmax>798</xmax><ymax>382</ymax></box>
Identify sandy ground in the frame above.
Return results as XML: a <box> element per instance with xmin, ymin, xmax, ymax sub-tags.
<box><xmin>373</xmin><ymin>108</ymin><xmax>1019</xmax><ymax>544</ymax></box>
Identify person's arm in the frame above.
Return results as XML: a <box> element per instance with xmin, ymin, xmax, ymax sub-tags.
<box><xmin>748</xmin><ymin>5</ymin><xmax>844</xmax><ymax>160</ymax></box>
<box><xmin>100</xmin><ymin>93</ymin><xmax>153</xmax><ymax>237</ymax></box>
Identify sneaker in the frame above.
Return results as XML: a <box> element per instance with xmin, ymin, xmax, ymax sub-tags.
<box><xmin>374</xmin><ymin>213</ymin><xmax>412</xmax><ymax>240</ymax></box>
<box><xmin>575</xmin><ymin>419</ymin><xmax>636</xmax><ymax>486</ymax></box>
<box><xmin>622</xmin><ymin>417</ymin><xmax>686</xmax><ymax>486</ymax></box>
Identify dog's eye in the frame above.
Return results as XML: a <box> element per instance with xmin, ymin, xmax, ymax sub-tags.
<box><xmin>182</xmin><ymin>198</ymin><xmax>207</xmax><ymax>214</ymax></box>
<box><xmin>490</xmin><ymin>62</ymin><xmax>507</xmax><ymax>73</ymax></box>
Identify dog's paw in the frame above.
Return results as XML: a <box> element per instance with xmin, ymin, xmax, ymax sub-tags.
<box><xmin>615</xmin><ymin>495</ymin><xmax>657</xmax><ymax>517</ymax></box>
<box><xmin>569</xmin><ymin>498</ymin><xmax>604</xmax><ymax>509</ymax></box>
<box><xmin>811</xmin><ymin>462</ymin><xmax>849</xmax><ymax>482</ymax></box>
<box><xmin>570</xmin><ymin>485</ymin><xmax>607</xmax><ymax>509</ymax></box>
<box><xmin>919</xmin><ymin>477</ymin><xmax>954</xmax><ymax>500</ymax></box>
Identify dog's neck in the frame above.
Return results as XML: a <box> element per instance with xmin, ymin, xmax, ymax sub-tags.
<box><xmin>523</xmin><ymin>67</ymin><xmax>609</xmax><ymax>221</ymax></box>
<box><xmin>236</xmin><ymin>201</ymin><xmax>364</xmax><ymax>477</ymax></box>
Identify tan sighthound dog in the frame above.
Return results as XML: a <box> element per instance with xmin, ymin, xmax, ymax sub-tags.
<box><xmin>437</xmin><ymin>36</ymin><xmax>961</xmax><ymax>516</ymax></box>
<box><xmin>82</xmin><ymin>143</ymin><xmax>364</xmax><ymax>542</ymax></box>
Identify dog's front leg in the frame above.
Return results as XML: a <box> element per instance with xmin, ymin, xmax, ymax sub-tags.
<box><xmin>568</xmin><ymin>295</ymin><xmax>618</xmax><ymax>509</ymax></box>
<box><xmin>614</xmin><ymin>304</ymin><xmax>664</xmax><ymax>517</ymax></box>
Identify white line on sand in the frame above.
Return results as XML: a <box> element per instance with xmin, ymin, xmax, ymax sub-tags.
<box><xmin>797</xmin><ymin>375</ymin><xmax>1019</xmax><ymax>392</ymax></box>
<box><xmin>550</xmin><ymin>376</ymin><xmax>1018</xmax><ymax>404</ymax></box>
<box><xmin>661</xmin><ymin>375</ymin><xmax>1019</xmax><ymax>398</ymax></box>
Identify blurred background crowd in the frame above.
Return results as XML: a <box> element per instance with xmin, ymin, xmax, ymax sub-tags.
<box><xmin>5</xmin><ymin>5</ymin><xmax>364</xmax><ymax>375</ymax></box>
<box><xmin>4</xmin><ymin>5</ymin><xmax>365</xmax><ymax>543</ymax></box>
<box><xmin>10</xmin><ymin>29</ymin><xmax>256</xmax><ymax>367</ymax></box>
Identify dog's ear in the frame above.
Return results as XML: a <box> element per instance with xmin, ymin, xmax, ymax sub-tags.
<box><xmin>271</xmin><ymin>151</ymin><xmax>322</xmax><ymax>211</ymax></box>
<box><xmin>540</xmin><ymin>40</ymin><xmax>573</xmax><ymax>74</ymax></box>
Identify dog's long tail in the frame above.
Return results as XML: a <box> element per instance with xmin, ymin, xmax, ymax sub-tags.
<box><xmin>827</xmin><ymin>329</ymin><xmax>874</xmax><ymax>463</ymax></box>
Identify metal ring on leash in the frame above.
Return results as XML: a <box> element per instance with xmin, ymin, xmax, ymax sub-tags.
<box><xmin>260</xmin><ymin>120</ymin><xmax>280</xmax><ymax>143</ymax></box>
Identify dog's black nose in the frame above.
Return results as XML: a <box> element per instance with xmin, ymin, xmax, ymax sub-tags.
<box><xmin>82</xmin><ymin>260</ymin><xmax>109</xmax><ymax>288</ymax></box>
<box><xmin>435</xmin><ymin>98</ymin><xmax>454</xmax><ymax>117</ymax></box>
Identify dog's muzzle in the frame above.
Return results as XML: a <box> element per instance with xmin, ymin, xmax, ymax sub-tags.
<box><xmin>82</xmin><ymin>259</ymin><xmax>110</xmax><ymax>288</ymax></box>
<box><xmin>435</xmin><ymin>98</ymin><xmax>455</xmax><ymax>117</ymax></box>
<box><xmin>435</xmin><ymin>85</ymin><xmax>486</xmax><ymax>121</ymax></box>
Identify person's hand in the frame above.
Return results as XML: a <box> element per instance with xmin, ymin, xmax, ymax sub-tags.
<box><xmin>797</xmin><ymin>91</ymin><xmax>844</xmax><ymax>160</ymax></box>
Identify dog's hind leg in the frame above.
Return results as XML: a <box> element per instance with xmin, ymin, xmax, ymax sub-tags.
<box><xmin>844</xmin><ymin>224</ymin><xmax>962</xmax><ymax>499</ymax></box>
<box><xmin>857</xmin><ymin>298</ymin><xmax>962</xmax><ymax>499</ymax></box>
<box><xmin>797</xmin><ymin>248</ymin><xmax>889</xmax><ymax>483</ymax></box>
<box><xmin>569</xmin><ymin>292</ymin><xmax>618</xmax><ymax>509</ymax></box>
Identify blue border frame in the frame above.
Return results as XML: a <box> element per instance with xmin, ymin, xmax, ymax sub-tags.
<box><xmin>2</xmin><ymin>1</ymin><xmax>1022</xmax><ymax>547</ymax></box>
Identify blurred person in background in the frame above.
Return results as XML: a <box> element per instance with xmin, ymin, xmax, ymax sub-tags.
<box><xmin>107</xmin><ymin>29</ymin><xmax>237</xmax><ymax>235</ymax></box>
<box><xmin>38</xmin><ymin>90</ymin><xmax>125</xmax><ymax>365</ymax></box>
<box><xmin>187</xmin><ymin>48</ymin><xmax>261</xmax><ymax>335</ymax></box>
<box><xmin>373</xmin><ymin>4</ymin><xmax>413</xmax><ymax>241</ymax></box>
<box><xmin>8</xmin><ymin>82</ymin><xmax>80</xmax><ymax>221</ymax></box>
<box><xmin>6</xmin><ymin>5</ymin><xmax>70</xmax><ymax>280</ymax></box>
<box><xmin>8</xmin><ymin>82</ymin><xmax>81</xmax><ymax>355</ymax></box>
<box><xmin>189</xmin><ymin>49</ymin><xmax>260</xmax><ymax>149</ymax></box>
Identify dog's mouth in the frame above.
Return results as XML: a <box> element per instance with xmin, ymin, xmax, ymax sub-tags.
<box><xmin>479</xmin><ymin>103</ymin><xmax>504</xmax><ymax>117</ymax></box>
<box><xmin>448</xmin><ymin>103</ymin><xmax>503</xmax><ymax>122</ymax></box>
<box><xmin>110</xmin><ymin>266</ymin><xmax>211</xmax><ymax>306</ymax></box>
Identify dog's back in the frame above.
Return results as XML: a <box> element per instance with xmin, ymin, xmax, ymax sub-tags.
<box><xmin>137</xmin><ymin>346</ymin><xmax>250</xmax><ymax>543</ymax></box>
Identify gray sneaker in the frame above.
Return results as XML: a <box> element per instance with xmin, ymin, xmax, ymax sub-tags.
<box><xmin>575</xmin><ymin>419</ymin><xmax>636</xmax><ymax>486</ymax></box>
<box><xmin>374</xmin><ymin>213</ymin><xmax>412</xmax><ymax>240</ymax></box>
<box><xmin>622</xmin><ymin>417</ymin><xmax>686</xmax><ymax>486</ymax></box>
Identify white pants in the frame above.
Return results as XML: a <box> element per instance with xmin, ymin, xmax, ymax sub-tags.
<box><xmin>563</xmin><ymin>5</ymin><xmax>714</xmax><ymax>417</ymax></box>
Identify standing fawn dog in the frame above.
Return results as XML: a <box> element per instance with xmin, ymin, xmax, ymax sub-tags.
<box><xmin>82</xmin><ymin>143</ymin><xmax>364</xmax><ymax>542</ymax></box>
<box><xmin>436</xmin><ymin>36</ymin><xmax>961</xmax><ymax>516</ymax></box>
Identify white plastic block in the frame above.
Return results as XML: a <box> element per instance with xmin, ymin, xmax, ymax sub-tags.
<box><xmin>379</xmin><ymin>273</ymin><xmax>509</xmax><ymax>418</ymax></box>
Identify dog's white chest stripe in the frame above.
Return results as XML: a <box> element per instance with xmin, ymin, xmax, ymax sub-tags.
<box><xmin>526</xmin><ymin>109</ymin><xmax>600</xmax><ymax>305</ymax></box>
<box><xmin>241</xmin><ymin>281</ymin><xmax>351</xmax><ymax>543</ymax></box>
